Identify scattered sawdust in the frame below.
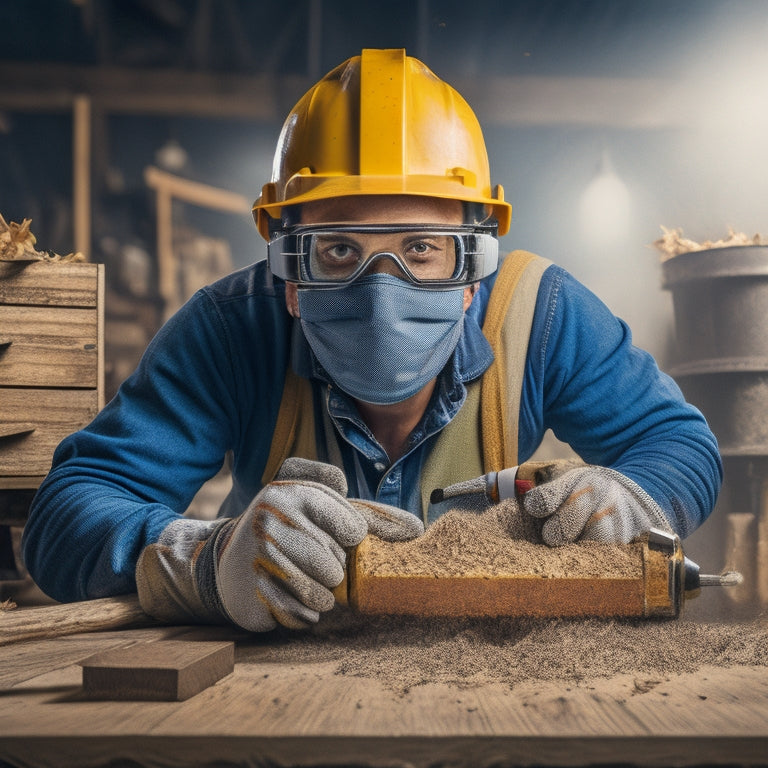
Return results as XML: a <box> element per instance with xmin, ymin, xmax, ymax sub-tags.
<box><xmin>653</xmin><ymin>225</ymin><xmax>767</xmax><ymax>260</ymax></box>
<box><xmin>238</xmin><ymin>608</ymin><xmax>768</xmax><ymax>695</ymax></box>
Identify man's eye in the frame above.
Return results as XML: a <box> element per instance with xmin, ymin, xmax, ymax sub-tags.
<box><xmin>325</xmin><ymin>243</ymin><xmax>358</xmax><ymax>261</ymax></box>
<box><xmin>405</xmin><ymin>240</ymin><xmax>442</xmax><ymax>262</ymax></box>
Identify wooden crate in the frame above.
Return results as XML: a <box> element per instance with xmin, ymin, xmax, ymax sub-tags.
<box><xmin>0</xmin><ymin>260</ymin><xmax>104</xmax><ymax>491</ymax></box>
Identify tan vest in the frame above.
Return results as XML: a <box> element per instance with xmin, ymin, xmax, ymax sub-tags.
<box><xmin>262</xmin><ymin>250</ymin><xmax>551</xmax><ymax>524</ymax></box>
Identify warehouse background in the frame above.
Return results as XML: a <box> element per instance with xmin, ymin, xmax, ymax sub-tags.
<box><xmin>3</xmin><ymin>1</ymin><xmax>767</xmax><ymax>367</ymax></box>
<box><xmin>1</xmin><ymin>0</ymin><xmax>767</xmax><ymax>612</ymax></box>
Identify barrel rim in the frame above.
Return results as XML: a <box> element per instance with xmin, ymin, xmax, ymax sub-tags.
<box><xmin>662</xmin><ymin>245</ymin><xmax>768</xmax><ymax>287</ymax></box>
<box><xmin>669</xmin><ymin>356</ymin><xmax>768</xmax><ymax>376</ymax></box>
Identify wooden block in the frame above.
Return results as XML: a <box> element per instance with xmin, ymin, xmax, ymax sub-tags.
<box><xmin>80</xmin><ymin>640</ymin><xmax>234</xmax><ymax>701</ymax></box>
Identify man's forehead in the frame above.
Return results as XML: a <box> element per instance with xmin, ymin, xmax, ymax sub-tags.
<box><xmin>298</xmin><ymin>195</ymin><xmax>464</xmax><ymax>225</ymax></box>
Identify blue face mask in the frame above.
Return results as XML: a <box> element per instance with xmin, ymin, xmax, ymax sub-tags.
<box><xmin>298</xmin><ymin>274</ymin><xmax>466</xmax><ymax>405</ymax></box>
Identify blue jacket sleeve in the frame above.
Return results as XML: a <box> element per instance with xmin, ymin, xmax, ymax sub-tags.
<box><xmin>519</xmin><ymin>266</ymin><xmax>722</xmax><ymax>537</ymax></box>
<box><xmin>22</xmin><ymin>280</ymin><xmax>281</xmax><ymax>602</ymax></box>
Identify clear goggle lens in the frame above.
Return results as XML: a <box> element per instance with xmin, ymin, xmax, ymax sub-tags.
<box><xmin>267</xmin><ymin>225</ymin><xmax>498</xmax><ymax>287</ymax></box>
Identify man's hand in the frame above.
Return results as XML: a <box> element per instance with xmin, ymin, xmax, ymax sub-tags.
<box><xmin>215</xmin><ymin>458</ymin><xmax>423</xmax><ymax>632</ymax></box>
<box><xmin>520</xmin><ymin>465</ymin><xmax>671</xmax><ymax>545</ymax></box>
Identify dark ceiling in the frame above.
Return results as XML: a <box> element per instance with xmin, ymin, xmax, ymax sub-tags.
<box><xmin>0</xmin><ymin>0</ymin><xmax>735</xmax><ymax>80</ymax></box>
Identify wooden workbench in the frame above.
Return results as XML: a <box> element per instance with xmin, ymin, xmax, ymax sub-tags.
<box><xmin>1</xmin><ymin>620</ymin><xmax>767</xmax><ymax>768</ymax></box>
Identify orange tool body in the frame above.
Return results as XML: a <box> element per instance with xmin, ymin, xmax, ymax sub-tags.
<box><xmin>334</xmin><ymin>529</ymin><xmax>739</xmax><ymax>620</ymax></box>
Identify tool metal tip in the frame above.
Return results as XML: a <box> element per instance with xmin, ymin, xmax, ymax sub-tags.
<box><xmin>698</xmin><ymin>571</ymin><xmax>744</xmax><ymax>587</ymax></box>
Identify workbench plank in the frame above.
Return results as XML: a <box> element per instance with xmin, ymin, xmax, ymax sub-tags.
<box><xmin>2</xmin><ymin>733</ymin><xmax>768</xmax><ymax>768</ymax></box>
<box><xmin>0</xmin><ymin>637</ymin><xmax>133</xmax><ymax>688</ymax></box>
<box><xmin>0</xmin><ymin>627</ymin><xmax>191</xmax><ymax>687</ymax></box>
<box><xmin>3</xmin><ymin>651</ymin><xmax>767</xmax><ymax>739</ymax></box>
<box><xmin>1</xmin><ymin>627</ymin><xmax>767</xmax><ymax>768</ymax></box>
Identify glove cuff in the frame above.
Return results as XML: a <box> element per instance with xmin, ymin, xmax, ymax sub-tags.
<box><xmin>136</xmin><ymin>517</ymin><xmax>230</xmax><ymax>624</ymax></box>
<box><xmin>196</xmin><ymin>517</ymin><xmax>238</xmax><ymax>621</ymax></box>
<box><xmin>604</xmin><ymin>467</ymin><xmax>672</xmax><ymax>531</ymax></box>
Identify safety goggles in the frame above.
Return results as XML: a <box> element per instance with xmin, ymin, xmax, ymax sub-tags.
<box><xmin>267</xmin><ymin>225</ymin><xmax>499</xmax><ymax>288</ymax></box>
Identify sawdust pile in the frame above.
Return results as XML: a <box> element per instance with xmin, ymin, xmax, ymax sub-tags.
<box><xmin>0</xmin><ymin>213</ymin><xmax>84</xmax><ymax>262</ymax></box>
<box><xmin>653</xmin><ymin>225</ymin><xmax>767</xmax><ymax>260</ymax></box>
<box><xmin>362</xmin><ymin>500</ymin><xmax>641</xmax><ymax>579</ymax></box>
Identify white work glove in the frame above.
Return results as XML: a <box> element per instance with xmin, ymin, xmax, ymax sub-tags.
<box><xmin>521</xmin><ymin>465</ymin><xmax>672</xmax><ymax>546</ymax></box>
<box><xmin>136</xmin><ymin>457</ymin><xmax>422</xmax><ymax>632</ymax></box>
<box><xmin>214</xmin><ymin>457</ymin><xmax>422</xmax><ymax>632</ymax></box>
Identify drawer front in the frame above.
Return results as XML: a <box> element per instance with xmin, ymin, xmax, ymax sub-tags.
<box><xmin>0</xmin><ymin>388</ymin><xmax>99</xmax><ymax>478</ymax></box>
<box><xmin>0</xmin><ymin>261</ymin><xmax>100</xmax><ymax>307</ymax></box>
<box><xmin>0</xmin><ymin>306</ymin><xmax>99</xmax><ymax>387</ymax></box>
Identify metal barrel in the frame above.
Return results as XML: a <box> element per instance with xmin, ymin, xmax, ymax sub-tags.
<box><xmin>662</xmin><ymin>245</ymin><xmax>768</xmax><ymax>607</ymax></box>
<box><xmin>663</xmin><ymin>246</ymin><xmax>768</xmax><ymax>457</ymax></box>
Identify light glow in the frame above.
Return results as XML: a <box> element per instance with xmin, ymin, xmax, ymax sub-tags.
<box><xmin>579</xmin><ymin>152</ymin><xmax>632</xmax><ymax>248</ymax></box>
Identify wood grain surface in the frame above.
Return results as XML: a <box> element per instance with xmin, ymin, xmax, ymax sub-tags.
<box><xmin>0</xmin><ymin>306</ymin><xmax>99</xmax><ymax>388</ymax></box>
<box><xmin>0</xmin><ymin>595</ymin><xmax>155</xmax><ymax>645</ymax></box>
<box><xmin>0</xmin><ymin>388</ymin><xmax>100</xmax><ymax>478</ymax></box>
<box><xmin>0</xmin><ymin>261</ymin><xmax>100</xmax><ymax>308</ymax></box>
<box><xmin>0</xmin><ymin>625</ymin><xmax>766</xmax><ymax>768</ymax></box>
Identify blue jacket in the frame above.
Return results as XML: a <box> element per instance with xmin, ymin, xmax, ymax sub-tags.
<box><xmin>22</xmin><ymin>260</ymin><xmax>722</xmax><ymax>601</ymax></box>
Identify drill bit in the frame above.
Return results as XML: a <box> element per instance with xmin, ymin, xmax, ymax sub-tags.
<box><xmin>698</xmin><ymin>571</ymin><xmax>744</xmax><ymax>587</ymax></box>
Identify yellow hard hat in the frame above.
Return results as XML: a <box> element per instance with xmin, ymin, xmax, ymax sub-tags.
<box><xmin>253</xmin><ymin>48</ymin><xmax>511</xmax><ymax>240</ymax></box>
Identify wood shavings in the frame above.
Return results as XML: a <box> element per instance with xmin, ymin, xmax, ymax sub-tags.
<box><xmin>36</xmin><ymin>251</ymin><xmax>86</xmax><ymax>263</ymax></box>
<box><xmin>0</xmin><ymin>599</ymin><xmax>18</xmax><ymax>612</ymax></box>
<box><xmin>653</xmin><ymin>225</ymin><xmax>767</xmax><ymax>260</ymax></box>
<box><xmin>0</xmin><ymin>214</ymin><xmax>38</xmax><ymax>261</ymax></box>
<box><xmin>0</xmin><ymin>213</ymin><xmax>85</xmax><ymax>263</ymax></box>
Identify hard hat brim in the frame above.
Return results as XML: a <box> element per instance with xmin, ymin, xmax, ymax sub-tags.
<box><xmin>254</xmin><ymin>175</ymin><xmax>512</xmax><ymax>239</ymax></box>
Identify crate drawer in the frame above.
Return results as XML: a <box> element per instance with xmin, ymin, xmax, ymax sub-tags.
<box><xmin>0</xmin><ymin>388</ymin><xmax>100</xmax><ymax>481</ymax></box>
<box><xmin>0</xmin><ymin>306</ymin><xmax>99</xmax><ymax>387</ymax></box>
<box><xmin>0</xmin><ymin>261</ymin><xmax>100</xmax><ymax>307</ymax></box>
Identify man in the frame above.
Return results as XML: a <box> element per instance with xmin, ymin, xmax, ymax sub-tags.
<box><xmin>22</xmin><ymin>49</ymin><xmax>721</xmax><ymax>632</ymax></box>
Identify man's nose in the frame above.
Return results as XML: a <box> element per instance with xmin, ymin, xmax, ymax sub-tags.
<box><xmin>361</xmin><ymin>252</ymin><xmax>409</xmax><ymax>279</ymax></box>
